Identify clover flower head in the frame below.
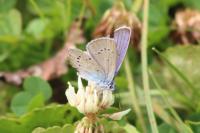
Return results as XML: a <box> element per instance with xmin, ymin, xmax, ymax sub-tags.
<box><xmin>66</xmin><ymin>75</ymin><xmax>130</xmax><ymax>133</ymax></box>
<box><xmin>65</xmin><ymin>75</ymin><xmax>114</xmax><ymax>114</ymax></box>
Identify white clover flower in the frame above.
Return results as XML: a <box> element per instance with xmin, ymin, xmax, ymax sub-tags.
<box><xmin>66</xmin><ymin>76</ymin><xmax>130</xmax><ymax>133</ymax></box>
<box><xmin>65</xmin><ymin>76</ymin><xmax>114</xmax><ymax>114</ymax></box>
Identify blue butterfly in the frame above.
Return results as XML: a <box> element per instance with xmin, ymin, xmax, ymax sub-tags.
<box><xmin>68</xmin><ymin>26</ymin><xmax>131</xmax><ymax>90</ymax></box>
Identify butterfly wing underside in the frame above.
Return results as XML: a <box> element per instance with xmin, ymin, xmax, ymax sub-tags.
<box><xmin>86</xmin><ymin>38</ymin><xmax>117</xmax><ymax>83</ymax></box>
<box><xmin>114</xmin><ymin>26</ymin><xmax>131</xmax><ymax>74</ymax></box>
<box><xmin>68</xmin><ymin>49</ymin><xmax>105</xmax><ymax>83</ymax></box>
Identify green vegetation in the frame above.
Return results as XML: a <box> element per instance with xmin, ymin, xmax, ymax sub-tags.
<box><xmin>0</xmin><ymin>0</ymin><xmax>200</xmax><ymax>132</ymax></box>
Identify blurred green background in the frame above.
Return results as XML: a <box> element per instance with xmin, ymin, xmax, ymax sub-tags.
<box><xmin>0</xmin><ymin>0</ymin><xmax>200</xmax><ymax>132</ymax></box>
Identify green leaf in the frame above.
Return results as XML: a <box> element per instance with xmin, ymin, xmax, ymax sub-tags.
<box><xmin>27</xmin><ymin>93</ymin><xmax>44</xmax><ymax>111</ymax></box>
<box><xmin>0</xmin><ymin>0</ymin><xmax>17</xmax><ymax>12</ymax></box>
<box><xmin>148</xmin><ymin>0</ymin><xmax>171</xmax><ymax>46</ymax></box>
<box><xmin>28</xmin><ymin>0</ymin><xmax>60</xmax><ymax>15</ymax></box>
<box><xmin>122</xmin><ymin>123</ymin><xmax>140</xmax><ymax>133</ymax></box>
<box><xmin>102</xmin><ymin>120</ymin><xmax>126</xmax><ymax>133</ymax></box>
<box><xmin>0</xmin><ymin>117</ymin><xmax>24</xmax><ymax>133</ymax></box>
<box><xmin>11</xmin><ymin>77</ymin><xmax>52</xmax><ymax>115</ymax></box>
<box><xmin>0</xmin><ymin>104</ymin><xmax>80</xmax><ymax>133</ymax></box>
<box><xmin>32</xmin><ymin>124</ymin><xmax>75</xmax><ymax>133</ymax></box>
<box><xmin>25</xmin><ymin>18</ymin><xmax>49</xmax><ymax>40</ymax></box>
<box><xmin>164</xmin><ymin>46</ymin><xmax>200</xmax><ymax>90</ymax></box>
<box><xmin>0</xmin><ymin>9</ymin><xmax>22</xmax><ymax>39</ymax></box>
<box><xmin>100</xmin><ymin>118</ymin><xmax>140</xmax><ymax>133</ymax></box>
<box><xmin>61</xmin><ymin>124</ymin><xmax>75</xmax><ymax>133</ymax></box>
<box><xmin>20</xmin><ymin>104</ymin><xmax>79</xmax><ymax>133</ymax></box>
<box><xmin>187</xmin><ymin>114</ymin><xmax>200</xmax><ymax>133</ymax></box>
<box><xmin>158</xmin><ymin>123</ymin><xmax>177</xmax><ymax>133</ymax></box>
<box><xmin>11</xmin><ymin>92</ymin><xmax>34</xmax><ymax>116</ymax></box>
<box><xmin>23</xmin><ymin>76</ymin><xmax>52</xmax><ymax>101</ymax></box>
<box><xmin>11</xmin><ymin>92</ymin><xmax>45</xmax><ymax>116</ymax></box>
<box><xmin>151</xmin><ymin>46</ymin><xmax>200</xmax><ymax>110</ymax></box>
<box><xmin>182</xmin><ymin>0</ymin><xmax>200</xmax><ymax>10</ymax></box>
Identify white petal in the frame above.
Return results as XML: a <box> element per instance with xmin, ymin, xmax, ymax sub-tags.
<box><xmin>89</xmin><ymin>127</ymin><xmax>93</xmax><ymax>133</ymax></box>
<box><xmin>78</xmin><ymin>75</ymin><xmax>84</xmax><ymax>90</ymax></box>
<box><xmin>104</xmin><ymin>109</ymin><xmax>131</xmax><ymax>120</ymax></box>
<box><xmin>66</xmin><ymin>82</ymin><xmax>77</xmax><ymax>106</ymax></box>
<box><xmin>77</xmin><ymin>98</ymin><xmax>86</xmax><ymax>114</ymax></box>
<box><xmin>77</xmin><ymin>76</ymin><xmax>85</xmax><ymax>104</ymax></box>
<box><xmin>85</xmin><ymin>94</ymin><xmax>96</xmax><ymax>113</ymax></box>
<box><xmin>100</xmin><ymin>90</ymin><xmax>114</xmax><ymax>108</ymax></box>
<box><xmin>93</xmin><ymin>89</ymin><xmax>99</xmax><ymax>106</ymax></box>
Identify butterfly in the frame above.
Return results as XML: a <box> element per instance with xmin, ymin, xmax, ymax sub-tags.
<box><xmin>68</xmin><ymin>26</ymin><xmax>131</xmax><ymax>90</ymax></box>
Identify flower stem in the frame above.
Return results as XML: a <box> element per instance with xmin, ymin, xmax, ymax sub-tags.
<box><xmin>141</xmin><ymin>0</ymin><xmax>159</xmax><ymax>133</ymax></box>
<box><xmin>124</xmin><ymin>57</ymin><xmax>147</xmax><ymax>133</ymax></box>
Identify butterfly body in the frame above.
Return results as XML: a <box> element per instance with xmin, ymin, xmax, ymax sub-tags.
<box><xmin>92</xmin><ymin>80</ymin><xmax>115</xmax><ymax>90</ymax></box>
<box><xmin>68</xmin><ymin>26</ymin><xmax>131</xmax><ymax>90</ymax></box>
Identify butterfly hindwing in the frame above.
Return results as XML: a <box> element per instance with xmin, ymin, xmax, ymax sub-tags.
<box><xmin>114</xmin><ymin>26</ymin><xmax>131</xmax><ymax>74</ymax></box>
<box><xmin>86</xmin><ymin>37</ymin><xmax>117</xmax><ymax>83</ymax></box>
<box><xmin>68</xmin><ymin>49</ymin><xmax>105</xmax><ymax>83</ymax></box>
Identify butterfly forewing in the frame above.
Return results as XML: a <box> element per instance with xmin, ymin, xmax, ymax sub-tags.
<box><xmin>114</xmin><ymin>26</ymin><xmax>131</xmax><ymax>74</ymax></box>
<box><xmin>86</xmin><ymin>38</ymin><xmax>117</xmax><ymax>83</ymax></box>
<box><xmin>68</xmin><ymin>49</ymin><xmax>105</xmax><ymax>83</ymax></box>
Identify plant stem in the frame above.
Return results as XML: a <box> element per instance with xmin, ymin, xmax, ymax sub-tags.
<box><xmin>30</xmin><ymin>0</ymin><xmax>45</xmax><ymax>19</ymax></box>
<box><xmin>152</xmin><ymin>48</ymin><xmax>196</xmax><ymax>92</ymax></box>
<box><xmin>124</xmin><ymin>57</ymin><xmax>147</xmax><ymax>133</ymax></box>
<box><xmin>132</xmin><ymin>0</ymin><xmax>143</xmax><ymax>13</ymax></box>
<box><xmin>152</xmin><ymin>48</ymin><xmax>197</xmax><ymax>110</ymax></box>
<box><xmin>149</xmin><ymin>69</ymin><xmax>193</xmax><ymax>133</ymax></box>
<box><xmin>141</xmin><ymin>0</ymin><xmax>159</xmax><ymax>133</ymax></box>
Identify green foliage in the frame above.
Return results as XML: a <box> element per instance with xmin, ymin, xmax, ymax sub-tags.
<box><xmin>0</xmin><ymin>9</ymin><xmax>22</xmax><ymax>44</ymax></box>
<box><xmin>164</xmin><ymin>46</ymin><xmax>200</xmax><ymax>91</ymax></box>
<box><xmin>0</xmin><ymin>104</ymin><xmax>80</xmax><ymax>133</ymax></box>
<box><xmin>101</xmin><ymin>119</ymin><xmax>140</xmax><ymax>133</ymax></box>
<box><xmin>11</xmin><ymin>92</ymin><xmax>43</xmax><ymax>116</ymax></box>
<box><xmin>158</xmin><ymin>123</ymin><xmax>177</xmax><ymax>133</ymax></box>
<box><xmin>32</xmin><ymin>124</ymin><xmax>75</xmax><ymax>133</ymax></box>
<box><xmin>25</xmin><ymin>18</ymin><xmax>50</xmax><ymax>41</ymax></box>
<box><xmin>23</xmin><ymin>77</ymin><xmax>52</xmax><ymax>100</ymax></box>
<box><xmin>187</xmin><ymin>114</ymin><xmax>200</xmax><ymax>133</ymax></box>
<box><xmin>11</xmin><ymin>77</ymin><xmax>52</xmax><ymax>116</ymax></box>
<box><xmin>0</xmin><ymin>0</ymin><xmax>200</xmax><ymax>132</ymax></box>
<box><xmin>148</xmin><ymin>2</ymin><xmax>170</xmax><ymax>46</ymax></box>
<box><xmin>0</xmin><ymin>0</ymin><xmax>16</xmax><ymax>12</ymax></box>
